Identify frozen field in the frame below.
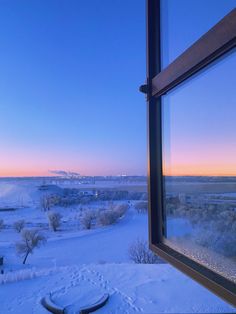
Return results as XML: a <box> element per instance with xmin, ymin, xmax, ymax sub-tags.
<box><xmin>0</xmin><ymin>178</ymin><xmax>235</xmax><ymax>313</ymax></box>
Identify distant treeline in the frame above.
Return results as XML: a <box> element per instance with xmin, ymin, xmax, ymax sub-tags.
<box><xmin>95</xmin><ymin>190</ymin><xmax>147</xmax><ymax>201</ymax></box>
<box><xmin>164</xmin><ymin>176</ymin><xmax>236</xmax><ymax>183</ymax></box>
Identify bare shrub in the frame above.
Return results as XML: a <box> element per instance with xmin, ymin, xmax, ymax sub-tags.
<box><xmin>80</xmin><ymin>210</ymin><xmax>96</xmax><ymax>230</ymax></box>
<box><xmin>97</xmin><ymin>210</ymin><xmax>119</xmax><ymax>226</ymax></box>
<box><xmin>13</xmin><ymin>220</ymin><xmax>25</xmax><ymax>233</ymax></box>
<box><xmin>0</xmin><ymin>219</ymin><xmax>4</xmax><ymax>231</ymax></box>
<box><xmin>47</xmin><ymin>212</ymin><xmax>62</xmax><ymax>231</ymax></box>
<box><xmin>134</xmin><ymin>201</ymin><xmax>148</xmax><ymax>214</ymax></box>
<box><xmin>15</xmin><ymin>229</ymin><xmax>46</xmax><ymax>264</ymax></box>
<box><xmin>129</xmin><ymin>238</ymin><xmax>161</xmax><ymax>264</ymax></box>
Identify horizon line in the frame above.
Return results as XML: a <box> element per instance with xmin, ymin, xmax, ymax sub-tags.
<box><xmin>2</xmin><ymin>174</ymin><xmax>236</xmax><ymax>178</ymax></box>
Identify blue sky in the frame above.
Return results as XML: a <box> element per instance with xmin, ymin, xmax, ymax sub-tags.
<box><xmin>0</xmin><ymin>0</ymin><xmax>235</xmax><ymax>176</ymax></box>
<box><xmin>0</xmin><ymin>0</ymin><xmax>146</xmax><ymax>176</ymax></box>
<box><xmin>161</xmin><ymin>0</ymin><xmax>236</xmax><ymax>176</ymax></box>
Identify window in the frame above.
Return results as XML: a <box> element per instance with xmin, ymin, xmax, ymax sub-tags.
<box><xmin>161</xmin><ymin>0</ymin><xmax>236</xmax><ymax>68</ymax></box>
<box><xmin>145</xmin><ymin>0</ymin><xmax>236</xmax><ymax>306</ymax></box>
<box><xmin>162</xmin><ymin>50</ymin><xmax>236</xmax><ymax>284</ymax></box>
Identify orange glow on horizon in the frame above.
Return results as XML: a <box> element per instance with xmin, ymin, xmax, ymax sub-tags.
<box><xmin>162</xmin><ymin>140</ymin><xmax>236</xmax><ymax>177</ymax></box>
<box><xmin>1</xmin><ymin>164</ymin><xmax>236</xmax><ymax>177</ymax></box>
<box><xmin>163</xmin><ymin>161</ymin><xmax>236</xmax><ymax>177</ymax></box>
<box><xmin>0</xmin><ymin>168</ymin><xmax>50</xmax><ymax>177</ymax></box>
<box><xmin>1</xmin><ymin>144</ymin><xmax>236</xmax><ymax>177</ymax></box>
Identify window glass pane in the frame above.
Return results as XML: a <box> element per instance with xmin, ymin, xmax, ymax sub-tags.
<box><xmin>162</xmin><ymin>50</ymin><xmax>236</xmax><ymax>283</ymax></box>
<box><xmin>161</xmin><ymin>0</ymin><xmax>236</xmax><ymax>68</ymax></box>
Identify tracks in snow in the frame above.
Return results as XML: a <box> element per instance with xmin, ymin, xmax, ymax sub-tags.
<box><xmin>50</xmin><ymin>265</ymin><xmax>143</xmax><ymax>313</ymax></box>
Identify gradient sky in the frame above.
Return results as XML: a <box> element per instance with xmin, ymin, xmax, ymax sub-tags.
<box><xmin>0</xmin><ymin>0</ymin><xmax>146</xmax><ymax>176</ymax></box>
<box><xmin>162</xmin><ymin>50</ymin><xmax>236</xmax><ymax>176</ymax></box>
<box><xmin>161</xmin><ymin>0</ymin><xmax>236</xmax><ymax>176</ymax></box>
<box><xmin>0</xmin><ymin>0</ymin><xmax>235</xmax><ymax>177</ymax></box>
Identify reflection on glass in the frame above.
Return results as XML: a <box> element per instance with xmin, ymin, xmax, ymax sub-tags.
<box><xmin>161</xmin><ymin>0</ymin><xmax>236</xmax><ymax>68</ymax></box>
<box><xmin>162</xmin><ymin>50</ymin><xmax>236</xmax><ymax>283</ymax></box>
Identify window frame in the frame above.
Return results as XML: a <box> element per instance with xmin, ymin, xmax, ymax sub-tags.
<box><xmin>146</xmin><ymin>0</ymin><xmax>236</xmax><ymax>306</ymax></box>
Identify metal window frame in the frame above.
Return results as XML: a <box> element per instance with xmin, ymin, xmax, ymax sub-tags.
<box><xmin>145</xmin><ymin>0</ymin><xmax>236</xmax><ymax>307</ymax></box>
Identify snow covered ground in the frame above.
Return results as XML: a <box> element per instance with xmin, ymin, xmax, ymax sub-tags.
<box><xmin>0</xmin><ymin>179</ymin><xmax>235</xmax><ymax>313</ymax></box>
<box><xmin>1</xmin><ymin>264</ymin><xmax>235</xmax><ymax>314</ymax></box>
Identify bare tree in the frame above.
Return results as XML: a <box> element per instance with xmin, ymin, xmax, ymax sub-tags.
<box><xmin>129</xmin><ymin>238</ymin><xmax>162</xmax><ymax>264</ymax></box>
<box><xmin>13</xmin><ymin>220</ymin><xmax>25</xmax><ymax>233</ymax></box>
<box><xmin>47</xmin><ymin>212</ymin><xmax>62</xmax><ymax>231</ymax></box>
<box><xmin>16</xmin><ymin>229</ymin><xmax>46</xmax><ymax>264</ymax></box>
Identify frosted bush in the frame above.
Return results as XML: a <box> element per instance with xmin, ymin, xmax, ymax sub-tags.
<box><xmin>191</xmin><ymin>206</ymin><xmax>236</xmax><ymax>256</ymax></box>
<box><xmin>129</xmin><ymin>238</ymin><xmax>162</xmax><ymax>264</ymax></box>
<box><xmin>0</xmin><ymin>266</ymin><xmax>68</xmax><ymax>285</ymax></box>
<box><xmin>0</xmin><ymin>219</ymin><xmax>4</xmax><ymax>230</ymax></box>
<box><xmin>195</xmin><ymin>227</ymin><xmax>236</xmax><ymax>257</ymax></box>
<box><xmin>47</xmin><ymin>212</ymin><xmax>62</xmax><ymax>231</ymax></box>
<box><xmin>80</xmin><ymin>210</ymin><xmax>96</xmax><ymax>229</ymax></box>
<box><xmin>97</xmin><ymin>203</ymin><xmax>129</xmax><ymax>226</ymax></box>
<box><xmin>164</xmin><ymin>193</ymin><xmax>236</xmax><ymax>257</ymax></box>
<box><xmin>41</xmin><ymin>194</ymin><xmax>59</xmax><ymax>211</ymax></box>
<box><xmin>134</xmin><ymin>201</ymin><xmax>148</xmax><ymax>214</ymax></box>
<box><xmin>98</xmin><ymin>210</ymin><xmax>119</xmax><ymax>226</ymax></box>
<box><xmin>41</xmin><ymin>195</ymin><xmax>52</xmax><ymax>211</ymax></box>
<box><xmin>0</xmin><ymin>268</ymin><xmax>41</xmax><ymax>284</ymax></box>
<box><xmin>13</xmin><ymin>220</ymin><xmax>25</xmax><ymax>233</ymax></box>
<box><xmin>114</xmin><ymin>203</ymin><xmax>129</xmax><ymax>217</ymax></box>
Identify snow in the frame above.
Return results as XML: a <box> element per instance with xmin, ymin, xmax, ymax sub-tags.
<box><xmin>0</xmin><ymin>178</ymin><xmax>235</xmax><ymax>313</ymax></box>
<box><xmin>1</xmin><ymin>264</ymin><xmax>235</xmax><ymax>313</ymax></box>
